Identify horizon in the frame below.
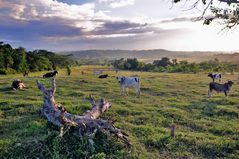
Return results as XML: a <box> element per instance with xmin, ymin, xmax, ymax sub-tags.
<box><xmin>0</xmin><ymin>0</ymin><xmax>239</xmax><ymax>52</ymax></box>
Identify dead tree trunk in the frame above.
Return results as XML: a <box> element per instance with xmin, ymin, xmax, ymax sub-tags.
<box><xmin>36</xmin><ymin>78</ymin><xmax>131</xmax><ymax>149</ymax></box>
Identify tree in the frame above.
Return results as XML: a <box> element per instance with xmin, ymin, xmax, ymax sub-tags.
<box><xmin>113</xmin><ymin>58</ymin><xmax>125</xmax><ymax>69</ymax></box>
<box><xmin>153</xmin><ymin>57</ymin><xmax>172</xmax><ymax>67</ymax></box>
<box><xmin>26</xmin><ymin>52</ymin><xmax>52</xmax><ymax>71</ymax></box>
<box><xmin>0</xmin><ymin>42</ymin><xmax>4</xmax><ymax>69</ymax></box>
<box><xmin>12</xmin><ymin>47</ymin><xmax>27</xmax><ymax>72</ymax></box>
<box><xmin>2</xmin><ymin>44</ymin><xmax>14</xmax><ymax>69</ymax></box>
<box><xmin>138</xmin><ymin>61</ymin><xmax>145</xmax><ymax>71</ymax></box>
<box><xmin>173</xmin><ymin>0</ymin><xmax>239</xmax><ymax>29</ymax></box>
<box><xmin>126</xmin><ymin>58</ymin><xmax>139</xmax><ymax>70</ymax></box>
<box><xmin>189</xmin><ymin>63</ymin><xmax>200</xmax><ymax>73</ymax></box>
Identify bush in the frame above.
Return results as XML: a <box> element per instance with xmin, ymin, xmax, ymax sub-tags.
<box><xmin>0</xmin><ymin>68</ymin><xmax>17</xmax><ymax>75</ymax></box>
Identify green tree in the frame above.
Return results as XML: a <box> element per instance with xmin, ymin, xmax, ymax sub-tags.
<box><xmin>12</xmin><ymin>47</ymin><xmax>27</xmax><ymax>72</ymax></box>
<box><xmin>2</xmin><ymin>44</ymin><xmax>14</xmax><ymax>69</ymax></box>
<box><xmin>113</xmin><ymin>58</ymin><xmax>125</xmax><ymax>69</ymax></box>
<box><xmin>126</xmin><ymin>58</ymin><xmax>139</xmax><ymax>70</ymax></box>
<box><xmin>153</xmin><ymin>57</ymin><xmax>172</xmax><ymax>67</ymax></box>
<box><xmin>26</xmin><ymin>52</ymin><xmax>52</xmax><ymax>71</ymax></box>
<box><xmin>0</xmin><ymin>42</ymin><xmax>4</xmax><ymax>69</ymax></box>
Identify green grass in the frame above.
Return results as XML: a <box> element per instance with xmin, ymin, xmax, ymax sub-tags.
<box><xmin>0</xmin><ymin>66</ymin><xmax>239</xmax><ymax>158</ymax></box>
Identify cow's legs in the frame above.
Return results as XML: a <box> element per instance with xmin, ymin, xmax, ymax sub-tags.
<box><xmin>224</xmin><ymin>91</ymin><xmax>227</xmax><ymax>97</ymax></box>
<box><xmin>121</xmin><ymin>86</ymin><xmax>127</xmax><ymax>95</ymax></box>
<box><xmin>126</xmin><ymin>87</ymin><xmax>129</xmax><ymax>95</ymax></box>
<box><xmin>120</xmin><ymin>86</ymin><xmax>124</xmax><ymax>95</ymax></box>
<box><xmin>135</xmin><ymin>87</ymin><xmax>140</xmax><ymax>97</ymax></box>
<box><xmin>208</xmin><ymin>90</ymin><xmax>212</xmax><ymax>98</ymax></box>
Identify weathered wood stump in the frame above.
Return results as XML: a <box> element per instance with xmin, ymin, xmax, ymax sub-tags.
<box><xmin>170</xmin><ymin>125</ymin><xmax>175</xmax><ymax>138</ymax></box>
<box><xmin>36</xmin><ymin>78</ymin><xmax>131</xmax><ymax>149</ymax></box>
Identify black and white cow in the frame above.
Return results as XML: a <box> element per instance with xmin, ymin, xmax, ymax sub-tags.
<box><xmin>116</xmin><ymin>76</ymin><xmax>140</xmax><ymax>96</ymax></box>
<box><xmin>43</xmin><ymin>70</ymin><xmax>58</xmax><ymax>78</ymax></box>
<box><xmin>208</xmin><ymin>73</ymin><xmax>222</xmax><ymax>82</ymax></box>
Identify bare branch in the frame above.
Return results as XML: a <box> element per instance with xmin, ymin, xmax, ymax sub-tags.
<box><xmin>51</xmin><ymin>78</ymin><xmax>56</xmax><ymax>95</ymax></box>
<box><xmin>36</xmin><ymin>80</ymin><xmax>48</xmax><ymax>95</ymax></box>
<box><xmin>89</xmin><ymin>94</ymin><xmax>96</xmax><ymax>107</ymax></box>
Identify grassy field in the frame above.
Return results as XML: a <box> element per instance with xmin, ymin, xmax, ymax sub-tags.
<box><xmin>0</xmin><ymin>66</ymin><xmax>239</xmax><ymax>159</ymax></box>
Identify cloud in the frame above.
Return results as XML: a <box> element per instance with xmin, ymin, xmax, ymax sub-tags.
<box><xmin>98</xmin><ymin>0</ymin><xmax>135</xmax><ymax>8</ymax></box>
<box><xmin>0</xmin><ymin>0</ymin><xmax>157</xmax><ymax>39</ymax></box>
<box><xmin>1</xmin><ymin>0</ymin><xmax>97</xmax><ymax>31</ymax></box>
<box><xmin>0</xmin><ymin>0</ymin><xmax>195</xmax><ymax>51</ymax></box>
<box><xmin>160</xmin><ymin>17</ymin><xmax>193</xmax><ymax>23</ymax></box>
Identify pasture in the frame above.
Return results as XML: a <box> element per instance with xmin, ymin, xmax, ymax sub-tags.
<box><xmin>0</xmin><ymin>66</ymin><xmax>239</xmax><ymax>159</ymax></box>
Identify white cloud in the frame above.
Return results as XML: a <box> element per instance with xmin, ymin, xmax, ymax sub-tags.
<box><xmin>3</xmin><ymin>0</ymin><xmax>99</xmax><ymax>31</ymax></box>
<box><xmin>98</xmin><ymin>0</ymin><xmax>135</xmax><ymax>8</ymax></box>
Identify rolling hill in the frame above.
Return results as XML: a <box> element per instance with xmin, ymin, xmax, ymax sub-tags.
<box><xmin>60</xmin><ymin>49</ymin><xmax>225</xmax><ymax>62</ymax></box>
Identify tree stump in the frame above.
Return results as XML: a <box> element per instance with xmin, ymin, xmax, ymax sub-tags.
<box><xmin>36</xmin><ymin>78</ymin><xmax>131</xmax><ymax>150</ymax></box>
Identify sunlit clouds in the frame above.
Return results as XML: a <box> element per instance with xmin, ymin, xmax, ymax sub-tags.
<box><xmin>0</xmin><ymin>0</ymin><xmax>238</xmax><ymax>51</ymax></box>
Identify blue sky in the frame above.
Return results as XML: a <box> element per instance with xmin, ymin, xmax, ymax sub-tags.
<box><xmin>0</xmin><ymin>0</ymin><xmax>238</xmax><ymax>51</ymax></box>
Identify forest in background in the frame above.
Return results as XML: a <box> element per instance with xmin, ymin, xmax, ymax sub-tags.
<box><xmin>112</xmin><ymin>57</ymin><xmax>239</xmax><ymax>74</ymax></box>
<box><xmin>0</xmin><ymin>42</ymin><xmax>76</xmax><ymax>74</ymax></box>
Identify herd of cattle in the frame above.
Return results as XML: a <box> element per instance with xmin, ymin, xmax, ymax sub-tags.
<box><xmin>10</xmin><ymin>70</ymin><xmax>234</xmax><ymax>98</ymax></box>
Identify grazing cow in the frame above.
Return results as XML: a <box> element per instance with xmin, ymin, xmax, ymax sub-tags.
<box><xmin>116</xmin><ymin>76</ymin><xmax>140</xmax><ymax>96</ymax></box>
<box><xmin>208</xmin><ymin>80</ymin><xmax>234</xmax><ymax>98</ymax></box>
<box><xmin>23</xmin><ymin>71</ymin><xmax>29</xmax><ymax>77</ymax></box>
<box><xmin>12</xmin><ymin>79</ymin><xmax>26</xmax><ymax>90</ymax></box>
<box><xmin>208</xmin><ymin>73</ymin><xmax>222</xmax><ymax>82</ymax></box>
<box><xmin>43</xmin><ymin>70</ymin><xmax>58</xmax><ymax>78</ymax></box>
<box><xmin>99</xmin><ymin>74</ymin><xmax>108</xmax><ymax>79</ymax></box>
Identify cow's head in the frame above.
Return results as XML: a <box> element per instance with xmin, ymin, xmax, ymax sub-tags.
<box><xmin>53</xmin><ymin>70</ymin><xmax>58</xmax><ymax>75</ymax></box>
<box><xmin>208</xmin><ymin>73</ymin><xmax>213</xmax><ymax>77</ymax></box>
<box><xmin>227</xmin><ymin>80</ymin><xmax>234</xmax><ymax>87</ymax></box>
<box><xmin>116</xmin><ymin>76</ymin><xmax>121</xmax><ymax>83</ymax></box>
<box><xmin>116</xmin><ymin>76</ymin><xmax>125</xmax><ymax>83</ymax></box>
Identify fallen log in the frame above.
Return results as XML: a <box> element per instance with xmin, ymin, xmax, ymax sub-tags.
<box><xmin>36</xmin><ymin>78</ymin><xmax>131</xmax><ymax>150</ymax></box>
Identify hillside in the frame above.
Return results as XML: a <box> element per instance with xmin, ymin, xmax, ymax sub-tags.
<box><xmin>0</xmin><ymin>66</ymin><xmax>238</xmax><ymax>158</ymax></box>
<box><xmin>60</xmin><ymin>49</ymin><xmax>222</xmax><ymax>62</ymax></box>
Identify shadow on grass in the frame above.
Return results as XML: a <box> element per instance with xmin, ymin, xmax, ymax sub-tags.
<box><xmin>0</xmin><ymin>86</ymin><xmax>12</xmax><ymax>92</ymax></box>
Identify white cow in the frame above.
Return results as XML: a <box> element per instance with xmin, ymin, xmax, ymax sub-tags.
<box><xmin>116</xmin><ymin>76</ymin><xmax>140</xmax><ymax>96</ymax></box>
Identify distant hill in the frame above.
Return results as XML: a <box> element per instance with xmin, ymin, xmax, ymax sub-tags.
<box><xmin>60</xmin><ymin>49</ymin><xmax>236</xmax><ymax>63</ymax></box>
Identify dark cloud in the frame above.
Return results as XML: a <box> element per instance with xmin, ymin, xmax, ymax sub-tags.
<box><xmin>0</xmin><ymin>16</ymin><xmax>83</xmax><ymax>39</ymax></box>
<box><xmin>92</xmin><ymin>20</ymin><xmax>150</xmax><ymax>35</ymax></box>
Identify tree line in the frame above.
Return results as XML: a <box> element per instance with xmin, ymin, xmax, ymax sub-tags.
<box><xmin>112</xmin><ymin>57</ymin><xmax>239</xmax><ymax>73</ymax></box>
<box><xmin>0</xmin><ymin>42</ymin><xmax>76</xmax><ymax>74</ymax></box>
